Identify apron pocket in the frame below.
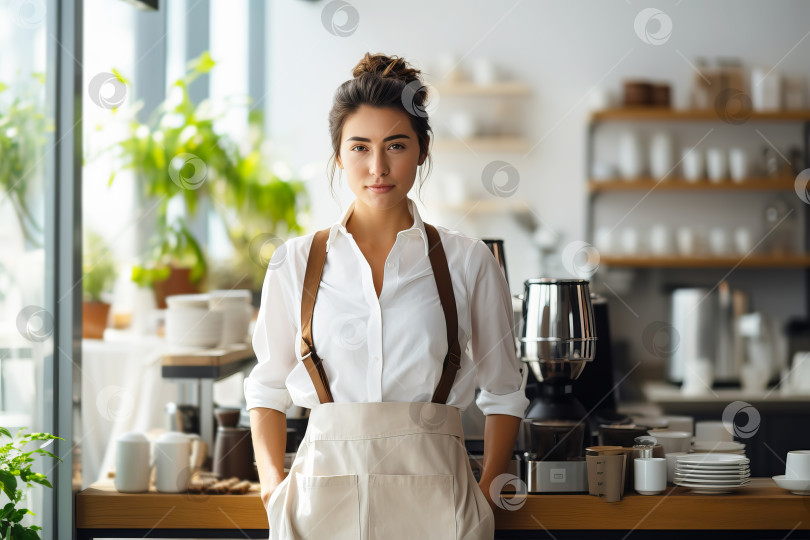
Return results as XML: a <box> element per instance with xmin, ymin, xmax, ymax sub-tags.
<box><xmin>292</xmin><ymin>472</ymin><xmax>360</xmax><ymax>539</ymax></box>
<box><xmin>368</xmin><ymin>474</ymin><xmax>456</xmax><ymax>540</ymax></box>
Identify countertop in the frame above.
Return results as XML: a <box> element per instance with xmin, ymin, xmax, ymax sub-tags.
<box><xmin>76</xmin><ymin>478</ymin><xmax>810</xmax><ymax>533</ymax></box>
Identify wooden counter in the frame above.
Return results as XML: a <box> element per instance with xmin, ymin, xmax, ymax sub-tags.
<box><xmin>76</xmin><ymin>478</ymin><xmax>810</xmax><ymax>538</ymax></box>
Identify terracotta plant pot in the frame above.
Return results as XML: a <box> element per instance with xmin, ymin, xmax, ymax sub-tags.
<box><xmin>152</xmin><ymin>266</ymin><xmax>201</xmax><ymax>309</ymax></box>
<box><xmin>83</xmin><ymin>301</ymin><xmax>111</xmax><ymax>339</ymax></box>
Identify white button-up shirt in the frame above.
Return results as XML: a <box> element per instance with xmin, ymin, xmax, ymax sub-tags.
<box><xmin>244</xmin><ymin>197</ymin><xmax>529</xmax><ymax>418</ymax></box>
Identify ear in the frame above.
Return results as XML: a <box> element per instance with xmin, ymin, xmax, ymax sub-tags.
<box><xmin>336</xmin><ymin>153</ymin><xmax>343</xmax><ymax>169</ymax></box>
<box><xmin>418</xmin><ymin>136</ymin><xmax>430</xmax><ymax>166</ymax></box>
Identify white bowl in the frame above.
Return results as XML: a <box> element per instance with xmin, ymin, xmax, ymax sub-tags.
<box><xmin>165</xmin><ymin>308</ymin><xmax>222</xmax><ymax>347</ymax></box>
<box><xmin>772</xmin><ymin>475</ymin><xmax>810</xmax><ymax>495</ymax></box>
<box><xmin>649</xmin><ymin>430</ymin><xmax>692</xmax><ymax>454</ymax></box>
<box><xmin>166</xmin><ymin>293</ymin><xmax>210</xmax><ymax>310</ymax></box>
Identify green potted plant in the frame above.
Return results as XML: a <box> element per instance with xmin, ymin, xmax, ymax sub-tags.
<box><xmin>0</xmin><ymin>427</ymin><xmax>62</xmax><ymax>539</ymax></box>
<box><xmin>101</xmin><ymin>52</ymin><xmax>307</xmax><ymax>305</ymax></box>
<box><xmin>0</xmin><ymin>74</ymin><xmax>52</xmax><ymax>248</ymax></box>
<box><xmin>82</xmin><ymin>230</ymin><xmax>117</xmax><ymax>339</ymax></box>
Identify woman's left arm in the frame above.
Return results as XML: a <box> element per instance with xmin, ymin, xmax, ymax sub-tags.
<box><xmin>464</xmin><ymin>239</ymin><xmax>530</xmax><ymax>510</ymax></box>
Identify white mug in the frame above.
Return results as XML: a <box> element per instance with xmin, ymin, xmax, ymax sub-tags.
<box><xmin>649</xmin><ymin>225</ymin><xmax>673</xmax><ymax>256</ymax></box>
<box><xmin>618</xmin><ymin>132</ymin><xmax>644</xmax><ymax>180</ymax></box>
<box><xmin>785</xmin><ymin>450</ymin><xmax>810</xmax><ymax>479</ymax></box>
<box><xmin>634</xmin><ymin>458</ymin><xmax>667</xmax><ymax>495</ymax></box>
<box><xmin>734</xmin><ymin>228</ymin><xmax>753</xmax><ymax>255</ymax></box>
<box><xmin>621</xmin><ymin>227</ymin><xmax>640</xmax><ymax>255</ymax></box>
<box><xmin>708</xmin><ymin>227</ymin><xmax>729</xmax><ymax>256</ymax></box>
<box><xmin>695</xmin><ymin>421</ymin><xmax>733</xmax><ymax>443</ymax></box>
<box><xmin>706</xmin><ymin>148</ymin><xmax>727</xmax><ymax>183</ymax></box>
<box><xmin>683</xmin><ymin>358</ymin><xmax>714</xmax><ymax>396</ymax></box>
<box><xmin>115</xmin><ymin>432</ymin><xmax>152</xmax><ymax>493</ymax></box>
<box><xmin>681</xmin><ymin>148</ymin><xmax>704</xmax><ymax>182</ymax></box>
<box><xmin>649</xmin><ymin>132</ymin><xmax>674</xmax><ymax>180</ymax></box>
<box><xmin>728</xmin><ymin>148</ymin><xmax>749</xmax><ymax>183</ymax></box>
<box><xmin>155</xmin><ymin>432</ymin><xmax>205</xmax><ymax>493</ymax></box>
<box><xmin>676</xmin><ymin>226</ymin><xmax>695</xmax><ymax>256</ymax></box>
<box><xmin>648</xmin><ymin>431</ymin><xmax>692</xmax><ymax>454</ymax></box>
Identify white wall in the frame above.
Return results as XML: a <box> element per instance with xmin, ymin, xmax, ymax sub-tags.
<box><xmin>264</xmin><ymin>0</ymin><xmax>810</xmax><ymax>377</ymax></box>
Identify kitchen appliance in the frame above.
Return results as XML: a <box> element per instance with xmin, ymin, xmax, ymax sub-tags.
<box><xmin>213</xmin><ymin>408</ymin><xmax>256</xmax><ymax>481</ymax></box>
<box><xmin>517</xmin><ymin>278</ymin><xmax>597</xmax><ymax>493</ymax></box>
<box><xmin>668</xmin><ymin>282</ymin><xmax>747</xmax><ymax>385</ymax></box>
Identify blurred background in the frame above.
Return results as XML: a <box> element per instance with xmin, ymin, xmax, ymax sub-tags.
<box><xmin>2</xmin><ymin>0</ymin><xmax>810</xmax><ymax>534</ymax></box>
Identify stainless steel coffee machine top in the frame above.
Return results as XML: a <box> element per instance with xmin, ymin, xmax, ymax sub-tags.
<box><xmin>519</xmin><ymin>278</ymin><xmax>598</xmax><ymax>381</ymax></box>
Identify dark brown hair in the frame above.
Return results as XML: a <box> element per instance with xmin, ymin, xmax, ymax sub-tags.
<box><xmin>327</xmin><ymin>52</ymin><xmax>433</xmax><ymax>197</ymax></box>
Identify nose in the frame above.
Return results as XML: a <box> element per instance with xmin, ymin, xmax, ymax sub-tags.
<box><xmin>369</xmin><ymin>149</ymin><xmax>389</xmax><ymax>178</ymax></box>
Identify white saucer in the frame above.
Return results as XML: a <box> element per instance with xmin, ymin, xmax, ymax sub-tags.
<box><xmin>678</xmin><ymin>453</ymin><xmax>749</xmax><ymax>466</ymax></box>
<box><xmin>772</xmin><ymin>475</ymin><xmax>810</xmax><ymax>495</ymax></box>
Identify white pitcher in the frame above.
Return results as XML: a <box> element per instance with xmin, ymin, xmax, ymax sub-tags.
<box><xmin>155</xmin><ymin>431</ymin><xmax>206</xmax><ymax>493</ymax></box>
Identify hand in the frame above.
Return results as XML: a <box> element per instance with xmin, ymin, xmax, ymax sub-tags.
<box><xmin>478</xmin><ymin>478</ymin><xmax>499</xmax><ymax>513</ymax></box>
<box><xmin>261</xmin><ymin>479</ymin><xmax>283</xmax><ymax>510</ymax></box>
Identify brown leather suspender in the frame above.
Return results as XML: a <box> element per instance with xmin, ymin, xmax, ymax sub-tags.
<box><xmin>299</xmin><ymin>223</ymin><xmax>462</xmax><ymax>405</ymax></box>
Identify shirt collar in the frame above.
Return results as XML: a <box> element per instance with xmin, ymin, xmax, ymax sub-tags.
<box><xmin>326</xmin><ymin>197</ymin><xmax>429</xmax><ymax>256</ymax></box>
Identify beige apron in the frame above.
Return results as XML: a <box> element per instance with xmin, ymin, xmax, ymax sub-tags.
<box><xmin>265</xmin><ymin>223</ymin><xmax>495</xmax><ymax>539</ymax></box>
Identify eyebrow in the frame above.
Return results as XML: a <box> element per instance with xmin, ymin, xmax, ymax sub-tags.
<box><xmin>345</xmin><ymin>134</ymin><xmax>411</xmax><ymax>143</ymax></box>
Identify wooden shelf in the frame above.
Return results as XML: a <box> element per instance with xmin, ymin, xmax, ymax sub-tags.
<box><xmin>433</xmin><ymin>136</ymin><xmax>531</xmax><ymax>152</ymax></box>
<box><xmin>433</xmin><ymin>199</ymin><xmax>532</xmax><ymax>215</ymax></box>
<box><xmin>600</xmin><ymin>254</ymin><xmax>810</xmax><ymax>268</ymax></box>
<box><xmin>590</xmin><ymin>107</ymin><xmax>810</xmax><ymax>122</ymax></box>
<box><xmin>432</xmin><ymin>81</ymin><xmax>531</xmax><ymax>97</ymax></box>
<box><xmin>589</xmin><ymin>177</ymin><xmax>797</xmax><ymax>192</ymax></box>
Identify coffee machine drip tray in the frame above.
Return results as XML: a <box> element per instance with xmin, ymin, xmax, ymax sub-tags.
<box><xmin>522</xmin><ymin>458</ymin><xmax>588</xmax><ymax>493</ymax></box>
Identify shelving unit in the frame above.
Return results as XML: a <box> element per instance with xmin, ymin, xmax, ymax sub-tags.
<box><xmin>430</xmin><ymin>80</ymin><xmax>532</xmax><ymax>153</ymax></box>
<box><xmin>586</xmin><ymin>107</ymin><xmax>810</xmax><ymax>272</ymax></box>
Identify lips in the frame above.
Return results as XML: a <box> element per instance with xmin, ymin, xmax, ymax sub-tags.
<box><xmin>367</xmin><ymin>184</ymin><xmax>394</xmax><ymax>193</ymax></box>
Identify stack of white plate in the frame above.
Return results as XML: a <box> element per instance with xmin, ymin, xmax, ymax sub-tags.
<box><xmin>674</xmin><ymin>453</ymin><xmax>751</xmax><ymax>494</ymax></box>
<box><xmin>165</xmin><ymin>294</ymin><xmax>223</xmax><ymax>348</ymax></box>
<box><xmin>691</xmin><ymin>440</ymin><xmax>746</xmax><ymax>455</ymax></box>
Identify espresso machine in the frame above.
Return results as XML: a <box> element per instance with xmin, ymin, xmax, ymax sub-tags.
<box><xmin>517</xmin><ymin>278</ymin><xmax>598</xmax><ymax>493</ymax></box>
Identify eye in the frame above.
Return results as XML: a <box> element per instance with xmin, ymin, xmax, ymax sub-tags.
<box><xmin>389</xmin><ymin>143</ymin><xmax>405</xmax><ymax>150</ymax></box>
<box><xmin>350</xmin><ymin>145</ymin><xmax>367</xmax><ymax>152</ymax></box>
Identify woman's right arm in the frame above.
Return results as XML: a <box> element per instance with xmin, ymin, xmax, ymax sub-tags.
<box><xmin>250</xmin><ymin>407</ymin><xmax>288</xmax><ymax>508</ymax></box>
<box><xmin>243</xmin><ymin>240</ymin><xmax>300</xmax><ymax>509</ymax></box>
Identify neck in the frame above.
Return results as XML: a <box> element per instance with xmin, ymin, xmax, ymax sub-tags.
<box><xmin>346</xmin><ymin>198</ymin><xmax>414</xmax><ymax>246</ymax></box>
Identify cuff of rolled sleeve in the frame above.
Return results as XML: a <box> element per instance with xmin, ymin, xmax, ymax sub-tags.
<box><xmin>476</xmin><ymin>387</ymin><xmax>530</xmax><ymax>418</ymax></box>
<box><xmin>243</xmin><ymin>378</ymin><xmax>293</xmax><ymax>414</ymax></box>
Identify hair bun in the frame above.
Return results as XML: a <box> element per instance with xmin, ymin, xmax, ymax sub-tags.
<box><xmin>352</xmin><ymin>52</ymin><xmax>422</xmax><ymax>84</ymax></box>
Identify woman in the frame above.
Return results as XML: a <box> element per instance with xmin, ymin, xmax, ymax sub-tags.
<box><xmin>244</xmin><ymin>52</ymin><xmax>529</xmax><ymax>540</ymax></box>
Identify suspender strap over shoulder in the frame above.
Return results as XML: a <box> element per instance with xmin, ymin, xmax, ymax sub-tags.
<box><xmin>424</xmin><ymin>224</ymin><xmax>462</xmax><ymax>405</ymax></box>
<box><xmin>299</xmin><ymin>223</ymin><xmax>462</xmax><ymax>405</ymax></box>
<box><xmin>300</xmin><ymin>228</ymin><xmax>334</xmax><ymax>404</ymax></box>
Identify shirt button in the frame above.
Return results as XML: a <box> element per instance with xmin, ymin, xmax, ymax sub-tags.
<box><xmin>386</xmin><ymin>263</ymin><xmax>393</xmax><ymax>269</ymax></box>
<box><xmin>373</xmin><ymin>356</ymin><xmax>379</xmax><ymax>362</ymax></box>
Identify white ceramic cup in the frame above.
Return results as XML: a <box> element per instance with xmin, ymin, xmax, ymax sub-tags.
<box><xmin>681</xmin><ymin>148</ymin><xmax>703</xmax><ymax>182</ymax></box>
<box><xmin>155</xmin><ymin>432</ymin><xmax>204</xmax><ymax>493</ymax></box>
<box><xmin>649</xmin><ymin>431</ymin><xmax>692</xmax><ymax>454</ymax></box>
<box><xmin>649</xmin><ymin>225</ymin><xmax>673</xmax><ymax>256</ymax></box>
<box><xmin>665</xmin><ymin>452</ymin><xmax>687</xmax><ymax>484</ymax></box>
<box><xmin>695</xmin><ymin>421</ymin><xmax>733</xmax><ymax>443</ymax></box>
<box><xmin>659</xmin><ymin>416</ymin><xmax>693</xmax><ymax>435</ymax></box>
<box><xmin>708</xmin><ymin>227</ymin><xmax>729</xmax><ymax>256</ymax></box>
<box><xmin>649</xmin><ymin>132</ymin><xmax>674</xmax><ymax>179</ymax></box>
<box><xmin>706</xmin><ymin>148</ymin><xmax>727</xmax><ymax>183</ymax></box>
<box><xmin>785</xmin><ymin>450</ymin><xmax>810</xmax><ymax>479</ymax></box>
<box><xmin>594</xmin><ymin>227</ymin><xmax>614</xmax><ymax>254</ymax></box>
<box><xmin>634</xmin><ymin>458</ymin><xmax>667</xmax><ymax>495</ymax></box>
<box><xmin>618</xmin><ymin>132</ymin><xmax>644</xmax><ymax>180</ymax></box>
<box><xmin>676</xmin><ymin>226</ymin><xmax>695</xmax><ymax>255</ymax></box>
<box><xmin>683</xmin><ymin>358</ymin><xmax>714</xmax><ymax>395</ymax></box>
<box><xmin>729</xmin><ymin>148</ymin><xmax>749</xmax><ymax>183</ymax></box>
<box><xmin>621</xmin><ymin>227</ymin><xmax>640</xmax><ymax>255</ymax></box>
<box><xmin>734</xmin><ymin>228</ymin><xmax>753</xmax><ymax>255</ymax></box>
<box><xmin>115</xmin><ymin>432</ymin><xmax>152</xmax><ymax>493</ymax></box>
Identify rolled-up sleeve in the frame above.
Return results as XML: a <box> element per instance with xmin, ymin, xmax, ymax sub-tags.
<box><xmin>243</xmin><ymin>242</ymin><xmax>298</xmax><ymax>413</ymax></box>
<box><xmin>466</xmin><ymin>239</ymin><xmax>529</xmax><ymax>418</ymax></box>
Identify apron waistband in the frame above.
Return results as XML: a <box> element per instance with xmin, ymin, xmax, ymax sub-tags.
<box><xmin>303</xmin><ymin>401</ymin><xmax>465</xmax><ymax>442</ymax></box>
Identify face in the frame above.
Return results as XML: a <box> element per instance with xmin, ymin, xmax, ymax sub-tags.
<box><xmin>336</xmin><ymin>105</ymin><xmax>428</xmax><ymax>212</ymax></box>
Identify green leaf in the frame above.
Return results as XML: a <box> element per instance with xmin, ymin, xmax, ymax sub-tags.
<box><xmin>110</xmin><ymin>67</ymin><xmax>130</xmax><ymax>85</ymax></box>
<box><xmin>0</xmin><ymin>471</ymin><xmax>17</xmax><ymax>501</ymax></box>
<box><xmin>0</xmin><ymin>428</ymin><xmax>10</xmax><ymax>439</ymax></box>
